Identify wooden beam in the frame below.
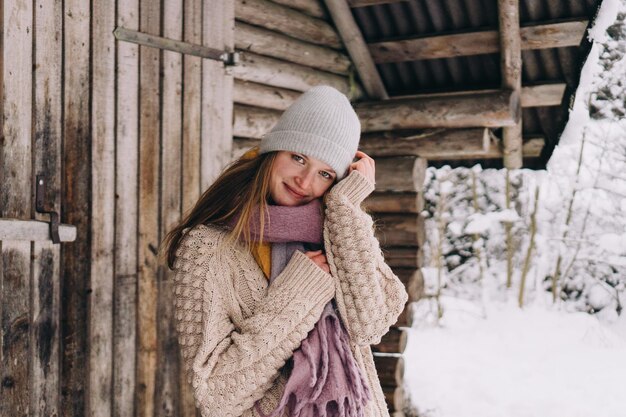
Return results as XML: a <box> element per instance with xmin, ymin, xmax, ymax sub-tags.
<box><xmin>369</xmin><ymin>19</ymin><xmax>588</xmax><ymax>63</ymax></box>
<box><xmin>359</xmin><ymin>128</ymin><xmax>490</xmax><ymax>159</ymax></box>
<box><xmin>372</xmin><ymin>328</ymin><xmax>407</xmax><ymax>354</ymax></box>
<box><xmin>382</xmin><ymin>386</ymin><xmax>406</xmax><ymax>413</ymax></box>
<box><xmin>374</xmin><ymin>213</ymin><xmax>426</xmax><ymax>247</ymax></box>
<box><xmin>373</xmin><ymin>356</ymin><xmax>404</xmax><ymax>387</ymax></box>
<box><xmin>521</xmin><ymin>83</ymin><xmax>566</xmax><ymax>107</ymax></box>
<box><xmin>363</xmin><ymin>192</ymin><xmax>424</xmax><ymax>214</ymax></box>
<box><xmin>499</xmin><ymin>0</ymin><xmax>523</xmax><ymax>169</ymax></box>
<box><xmin>375</xmin><ymin>156</ymin><xmax>427</xmax><ymax>192</ymax></box>
<box><xmin>235</xmin><ymin>0</ymin><xmax>342</xmax><ymax>49</ymax></box>
<box><xmin>355</xmin><ymin>90</ymin><xmax>520</xmax><ymax>130</ymax></box>
<box><xmin>233</xmin><ymin>105</ymin><xmax>281</xmax><ymax>139</ymax></box>
<box><xmin>383</xmin><ymin>246</ymin><xmax>424</xmax><ymax>268</ymax></box>
<box><xmin>323</xmin><ymin>0</ymin><xmax>388</xmax><ymax>99</ymax></box>
<box><xmin>235</xmin><ymin>22</ymin><xmax>351</xmax><ymax>75</ymax></box>
<box><xmin>349</xmin><ymin>0</ymin><xmax>407</xmax><ymax>6</ymax></box>
<box><xmin>394</xmin><ymin>268</ymin><xmax>424</xmax><ymax>302</ymax></box>
<box><xmin>233</xmin><ymin>80</ymin><xmax>301</xmax><ymax>111</ymax></box>
<box><xmin>232</xmin><ymin>51</ymin><xmax>362</xmax><ymax>98</ymax></box>
<box><xmin>271</xmin><ymin>0</ymin><xmax>328</xmax><ymax>19</ymax></box>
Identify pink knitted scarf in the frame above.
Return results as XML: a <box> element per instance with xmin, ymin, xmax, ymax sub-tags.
<box><xmin>231</xmin><ymin>199</ymin><xmax>371</xmax><ymax>417</ymax></box>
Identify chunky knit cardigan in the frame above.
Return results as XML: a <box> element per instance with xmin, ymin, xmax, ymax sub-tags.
<box><xmin>172</xmin><ymin>170</ymin><xmax>409</xmax><ymax>417</ymax></box>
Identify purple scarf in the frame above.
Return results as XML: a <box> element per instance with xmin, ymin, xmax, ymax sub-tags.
<box><xmin>230</xmin><ymin>200</ymin><xmax>371</xmax><ymax>417</ymax></box>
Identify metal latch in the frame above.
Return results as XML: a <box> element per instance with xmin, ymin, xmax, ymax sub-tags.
<box><xmin>114</xmin><ymin>27</ymin><xmax>239</xmax><ymax>66</ymax></box>
<box><xmin>35</xmin><ymin>175</ymin><xmax>60</xmax><ymax>244</ymax></box>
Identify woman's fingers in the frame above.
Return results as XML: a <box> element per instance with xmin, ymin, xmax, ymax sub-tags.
<box><xmin>303</xmin><ymin>250</ymin><xmax>330</xmax><ymax>273</ymax></box>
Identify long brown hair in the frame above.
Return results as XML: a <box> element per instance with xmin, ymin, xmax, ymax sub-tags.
<box><xmin>160</xmin><ymin>148</ymin><xmax>277</xmax><ymax>269</ymax></box>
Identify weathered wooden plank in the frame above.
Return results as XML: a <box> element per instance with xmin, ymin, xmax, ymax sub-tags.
<box><xmin>31</xmin><ymin>2</ymin><xmax>62</xmax><ymax>413</ymax></box>
<box><xmin>235</xmin><ymin>22</ymin><xmax>351</xmax><ymax>75</ymax></box>
<box><xmin>61</xmin><ymin>0</ymin><xmax>91</xmax><ymax>414</ymax></box>
<box><xmin>201</xmin><ymin>0</ymin><xmax>235</xmax><ymax>188</ymax></box>
<box><xmin>373</xmin><ymin>355</ymin><xmax>404</xmax><ymax>387</ymax></box>
<box><xmin>157</xmin><ymin>0</ymin><xmax>184</xmax><ymax>414</ymax></box>
<box><xmin>235</xmin><ymin>0</ymin><xmax>342</xmax><ymax>49</ymax></box>
<box><xmin>521</xmin><ymin>83</ymin><xmax>566</xmax><ymax>107</ymax></box>
<box><xmin>182</xmin><ymin>0</ymin><xmax>203</xmax><ymax>214</ymax></box>
<box><xmin>90</xmin><ymin>0</ymin><xmax>116</xmax><ymax>415</ymax></box>
<box><xmin>355</xmin><ymin>90</ymin><xmax>520</xmax><ymax>130</ymax></box>
<box><xmin>363</xmin><ymin>192</ymin><xmax>424</xmax><ymax>214</ymax></box>
<box><xmin>374</xmin><ymin>213</ymin><xmax>426</xmax><ymax>247</ymax></box>
<box><xmin>359</xmin><ymin>128</ymin><xmax>490</xmax><ymax>159</ymax></box>
<box><xmin>382</xmin><ymin>385</ymin><xmax>405</xmax><ymax>413</ymax></box>
<box><xmin>383</xmin><ymin>247</ymin><xmax>424</xmax><ymax>268</ymax></box>
<box><xmin>1</xmin><ymin>0</ymin><xmax>32</xmax><ymax>415</ymax></box>
<box><xmin>372</xmin><ymin>328</ymin><xmax>407</xmax><ymax>354</ymax></box>
<box><xmin>499</xmin><ymin>0</ymin><xmax>523</xmax><ymax>169</ymax></box>
<box><xmin>0</xmin><ymin>220</ymin><xmax>76</xmax><ymax>242</ymax></box>
<box><xmin>272</xmin><ymin>0</ymin><xmax>328</xmax><ymax>19</ymax></box>
<box><xmin>233</xmin><ymin>105</ymin><xmax>282</xmax><ymax>139</ymax></box>
<box><xmin>232</xmin><ymin>52</ymin><xmax>361</xmax><ymax>99</ymax></box>
<box><xmin>137</xmin><ymin>0</ymin><xmax>161</xmax><ymax>415</ymax></box>
<box><xmin>375</xmin><ymin>157</ymin><xmax>427</xmax><ymax>193</ymax></box>
<box><xmin>233</xmin><ymin>80</ymin><xmax>301</xmax><ymax>111</ymax></box>
<box><xmin>349</xmin><ymin>0</ymin><xmax>405</xmax><ymax>6</ymax></box>
<box><xmin>323</xmin><ymin>0</ymin><xmax>388</xmax><ymax>99</ymax></box>
<box><xmin>115</xmin><ymin>0</ymin><xmax>139</xmax><ymax>414</ymax></box>
<box><xmin>369</xmin><ymin>19</ymin><xmax>589</xmax><ymax>63</ymax></box>
<box><xmin>478</xmin><ymin>137</ymin><xmax>545</xmax><ymax>159</ymax></box>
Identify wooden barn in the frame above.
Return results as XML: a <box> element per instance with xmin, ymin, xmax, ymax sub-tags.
<box><xmin>0</xmin><ymin>0</ymin><xmax>601</xmax><ymax>416</ymax></box>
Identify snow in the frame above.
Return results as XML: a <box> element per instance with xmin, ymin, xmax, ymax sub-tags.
<box><xmin>404</xmin><ymin>298</ymin><xmax>626</xmax><ymax>417</ymax></box>
<box><xmin>404</xmin><ymin>1</ymin><xmax>626</xmax><ymax>416</ymax></box>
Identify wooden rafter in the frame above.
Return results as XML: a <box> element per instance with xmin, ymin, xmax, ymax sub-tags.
<box><xmin>323</xmin><ymin>0</ymin><xmax>388</xmax><ymax>99</ymax></box>
<box><xmin>368</xmin><ymin>19</ymin><xmax>588</xmax><ymax>63</ymax></box>
<box><xmin>499</xmin><ymin>0</ymin><xmax>523</xmax><ymax>168</ymax></box>
<box><xmin>348</xmin><ymin>0</ymin><xmax>407</xmax><ymax>7</ymax></box>
<box><xmin>325</xmin><ymin>0</ymin><xmax>389</xmax><ymax>100</ymax></box>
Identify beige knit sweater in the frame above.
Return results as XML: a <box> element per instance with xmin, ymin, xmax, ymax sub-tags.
<box><xmin>173</xmin><ymin>170</ymin><xmax>409</xmax><ymax>417</ymax></box>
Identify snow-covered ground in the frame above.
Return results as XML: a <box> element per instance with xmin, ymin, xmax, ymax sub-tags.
<box><xmin>405</xmin><ymin>297</ymin><xmax>626</xmax><ymax>417</ymax></box>
<box><xmin>404</xmin><ymin>0</ymin><xmax>626</xmax><ymax>415</ymax></box>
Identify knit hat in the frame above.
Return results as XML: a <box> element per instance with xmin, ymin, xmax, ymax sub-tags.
<box><xmin>259</xmin><ymin>85</ymin><xmax>361</xmax><ymax>180</ymax></box>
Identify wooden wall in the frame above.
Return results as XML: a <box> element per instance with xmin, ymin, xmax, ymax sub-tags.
<box><xmin>1</xmin><ymin>0</ymin><xmax>233</xmax><ymax>415</ymax></box>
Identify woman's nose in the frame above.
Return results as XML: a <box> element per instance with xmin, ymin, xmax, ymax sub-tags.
<box><xmin>295</xmin><ymin>170</ymin><xmax>315</xmax><ymax>189</ymax></box>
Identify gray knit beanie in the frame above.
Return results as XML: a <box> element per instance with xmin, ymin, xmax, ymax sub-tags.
<box><xmin>259</xmin><ymin>85</ymin><xmax>361</xmax><ymax>180</ymax></box>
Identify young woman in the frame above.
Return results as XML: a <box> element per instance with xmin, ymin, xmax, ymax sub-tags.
<box><xmin>162</xmin><ymin>86</ymin><xmax>408</xmax><ymax>417</ymax></box>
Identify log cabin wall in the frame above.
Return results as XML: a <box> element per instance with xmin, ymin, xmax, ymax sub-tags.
<box><xmin>1</xmin><ymin>0</ymin><xmax>233</xmax><ymax>416</ymax></box>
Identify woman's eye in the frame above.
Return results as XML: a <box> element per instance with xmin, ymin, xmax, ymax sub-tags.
<box><xmin>320</xmin><ymin>171</ymin><xmax>332</xmax><ymax>180</ymax></box>
<box><xmin>292</xmin><ymin>154</ymin><xmax>305</xmax><ymax>164</ymax></box>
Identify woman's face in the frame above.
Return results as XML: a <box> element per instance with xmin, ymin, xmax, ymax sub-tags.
<box><xmin>269</xmin><ymin>151</ymin><xmax>337</xmax><ymax>206</ymax></box>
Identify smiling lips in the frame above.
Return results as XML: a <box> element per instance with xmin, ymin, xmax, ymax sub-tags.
<box><xmin>284</xmin><ymin>183</ymin><xmax>307</xmax><ymax>199</ymax></box>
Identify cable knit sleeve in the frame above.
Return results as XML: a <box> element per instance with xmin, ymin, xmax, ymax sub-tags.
<box><xmin>323</xmin><ymin>170</ymin><xmax>409</xmax><ymax>346</ymax></box>
<box><xmin>173</xmin><ymin>226</ymin><xmax>335</xmax><ymax>417</ymax></box>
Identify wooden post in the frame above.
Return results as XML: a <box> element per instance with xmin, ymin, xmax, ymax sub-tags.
<box><xmin>201</xmin><ymin>0</ymin><xmax>234</xmax><ymax>187</ymax></box>
<box><xmin>61</xmin><ymin>0</ymin><xmax>91</xmax><ymax>414</ymax></box>
<box><xmin>355</xmin><ymin>90</ymin><xmax>520</xmax><ymax>130</ymax></box>
<box><xmin>1</xmin><ymin>1</ymin><xmax>33</xmax><ymax>414</ymax></box>
<box><xmin>323</xmin><ymin>0</ymin><xmax>388</xmax><ymax>99</ymax></box>
<box><xmin>114</xmin><ymin>0</ymin><xmax>139</xmax><ymax>414</ymax></box>
<box><xmin>137</xmin><ymin>0</ymin><xmax>161</xmax><ymax>415</ymax></box>
<box><xmin>32</xmin><ymin>0</ymin><xmax>62</xmax><ymax>415</ymax></box>
<box><xmin>498</xmin><ymin>0</ymin><xmax>523</xmax><ymax>168</ymax></box>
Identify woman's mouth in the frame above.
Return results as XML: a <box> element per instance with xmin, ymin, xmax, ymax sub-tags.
<box><xmin>284</xmin><ymin>183</ymin><xmax>306</xmax><ymax>199</ymax></box>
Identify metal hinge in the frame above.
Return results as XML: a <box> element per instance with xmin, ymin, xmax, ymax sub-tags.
<box><xmin>113</xmin><ymin>27</ymin><xmax>239</xmax><ymax>66</ymax></box>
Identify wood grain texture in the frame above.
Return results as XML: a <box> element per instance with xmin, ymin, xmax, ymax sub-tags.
<box><xmin>372</xmin><ymin>328</ymin><xmax>407</xmax><ymax>354</ymax></box>
<box><xmin>137</xmin><ymin>0</ymin><xmax>161</xmax><ymax>415</ymax></box>
<box><xmin>373</xmin><ymin>355</ymin><xmax>404</xmax><ymax>387</ymax></box>
<box><xmin>375</xmin><ymin>157</ymin><xmax>427</xmax><ymax>192</ymax></box>
<box><xmin>61</xmin><ymin>0</ymin><xmax>91</xmax><ymax>414</ymax></box>
<box><xmin>383</xmin><ymin>247</ymin><xmax>424</xmax><ymax>268</ymax></box>
<box><xmin>374</xmin><ymin>213</ymin><xmax>426</xmax><ymax>247</ymax></box>
<box><xmin>271</xmin><ymin>0</ymin><xmax>328</xmax><ymax>19</ymax></box>
<box><xmin>235</xmin><ymin>22</ymin><xmax>351</xmax><ymax>75</ymax></box>
<box><xmin>201</xmin><ymin>0</ymin><xmax>235</xmax><ymax>188</ymax></box>
<box><xmin>233</xmin><ymin>80</ymin><xmax>301</xmax><ymax>111</ymax></box>
<box><xmin>232</xmin><ymin>51</ymin><xmax>360</xmax><ymax>99</ymax></box>
<box><xmin>363</xmin><ymin>192</ymin><xmax>424</xmax><ymax>214</ymax></box>
<box><xmin>32</xmin><ymin>0</ymin><xmax>63</xmax><ymax>414</ymax></box>
<box><xmin>359</xmin><ymin>128</ymin><xmax>490</xmax><ymax>159</ymax></box>
<box><xmin>235</xmin><ymin>0</ymin><xmax>342</xmax><ymax>49</ymax></box>
<box><xmin>393</xmin><ymin>268</ymin><xmax>424</xmax><ymax>302</ymax></box>
<box><xmin>323</xmin><ymin>0</ymin><xmax>387</xmax><ymax>99</ymax></box>
<box><xmin>1</xmin><ymin>1</ymin><xmax>32</xmax><ymax>415</ymax></box>
<box><xmin>115</xmin><ymin>0</ymin><xmax>139</xmax><ymax>415</ymax></box>
<box><xmin>369</xmin><ymin>19</ymin><xmax>589</xmax><ymax>63</ymax></box>
<box><xmin>233</xmin><ymin>104</ymin><xmax>282</xmax><ymax>139</ymax></box>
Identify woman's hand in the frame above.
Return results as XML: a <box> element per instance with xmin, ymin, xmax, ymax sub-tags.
<box><xmin>304</xmin><ymin>250</ymin><xmax>330</xmax><ymax>274</ymax></box>
<box><xmin>348</xmin><ymin>150</ymin><xmax>375</xmax><ymax>185</ymax></box>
